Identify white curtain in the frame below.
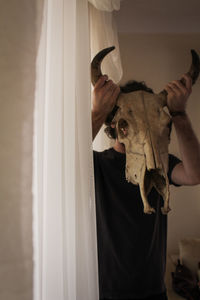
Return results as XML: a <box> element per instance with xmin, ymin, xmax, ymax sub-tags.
<box><xmin>33</xmin><ymin>0</ymin><xmax>98</xmax><ymax>300</ymax></box>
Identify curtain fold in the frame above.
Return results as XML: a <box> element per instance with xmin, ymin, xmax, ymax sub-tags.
<box><xmin>33</xmin><ymin>0</ymin><xmax>98</xmax><ymax>299</ymax></box>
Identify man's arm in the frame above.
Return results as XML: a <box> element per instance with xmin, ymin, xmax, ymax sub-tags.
<box><xmin>165</xmin><ymin>73</ymin><xmax>200</xmax><ymax>186</ymax></box>
<box><xmin>92</xmin><ymin>75</ymin><xmax>120</xmax><ymax>140</ymax></box>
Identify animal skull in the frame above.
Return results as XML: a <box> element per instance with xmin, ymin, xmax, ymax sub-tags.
<box><xmin>91</xmin><ymin>47</ymin><xmax>200</xmax><ymax>214</ymax></box>
<box><xmin>114</xmin><ymin>90</ymin><xmax>171</xmax><ymax>214</ymax></box>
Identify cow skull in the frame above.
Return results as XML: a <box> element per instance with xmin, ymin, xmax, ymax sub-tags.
<box><xmin>91</xmin><ymin>47</ymin><xmax>200</xmax><ymax>214</ymax></box>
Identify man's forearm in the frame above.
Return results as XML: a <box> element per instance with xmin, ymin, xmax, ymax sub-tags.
<box><xmin>173</xmin><ymin>112</ymin><xmax>200</xmax><ymax>182</ymax></box>
<box><xmin>92</xmin><ymin>111</ymin><xmax>106</xmax><ymax>141</ymax></box>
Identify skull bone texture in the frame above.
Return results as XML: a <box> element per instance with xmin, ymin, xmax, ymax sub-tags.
<box><xmin>91</xmin><ymin>46</ymin><xmax>200</xmax><ymax>214</ymax></box>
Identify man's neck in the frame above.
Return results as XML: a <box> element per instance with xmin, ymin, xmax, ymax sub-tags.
<box><xmin>113</xmin><ymin>140</ymin><xmax>126</xmax><ymax>153</ymax></box>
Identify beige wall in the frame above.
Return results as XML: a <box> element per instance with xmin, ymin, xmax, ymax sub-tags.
<box><xmin>118</xmin><ymin>33</ymin><xmax>200</xmax><ymax>254</ymax></box>
<box><xmin>0</xmin><ymin>1</ymin><xmax>43</xmax><ymax>299</ymax></box>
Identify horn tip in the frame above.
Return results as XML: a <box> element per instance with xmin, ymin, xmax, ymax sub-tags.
<box><xmin>189</xmin><ymin>49</ymin><xmax>200</xmax><ymax>85</ymax></box>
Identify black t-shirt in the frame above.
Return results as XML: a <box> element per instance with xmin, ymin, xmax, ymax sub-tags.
<box><xmin>93</xmin><ymin>147</ymin><xmax>181</xmax><ymax>299</ymax></box>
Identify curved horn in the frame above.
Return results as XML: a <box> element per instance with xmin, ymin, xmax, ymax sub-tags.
<box><xmin>91</xmin><ymin>46</ymin><xmax>115</xmax><ymax>86</ymax></box>
<box><xmin>184</xmin><ymin>49</ymin><xmax>200</xmax><ymax>85</ymax></box>
<box><xmin>159</xmin><ymin>49</ymin><xmax>200</xmax><ymax>106</ymax></box>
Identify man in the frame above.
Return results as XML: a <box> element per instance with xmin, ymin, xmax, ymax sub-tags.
<box><xmin>92</xmin><ymin>74</ymin><xmax>200</xmax><ymax>300</ymax></box>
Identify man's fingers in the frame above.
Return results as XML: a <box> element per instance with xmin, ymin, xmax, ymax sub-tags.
<box><xmin>167</xmin><ymin>83</ymin><xmax>181</xmax><ymax>95</ymax></box>
<box><xmin>94</xmin><ymin>75</ymin><xmax>108</xmax><ymax>89</ymax></box>
<box><xmin>172</xmin><ymin>80</ymin><xmax>183</xmax><ymax>89</ymax></box>
<box><xmin>171</xmin><ymin>80</ymin><xmax>188</xmax><ymax>94</ymax></box>
<box><xmin>165</xmin><ymin>85</ymin><xmax>174</xmax><ymax>95</ymax></box>
<box><xmin>181</xmin><ymin>73</ymin><xmax>192</xmax><ymax>92</ymax></box>
<box><xmin>108</xmin><ymin>86</ymin><xmax>120</xmax><ymax>108</ymax></box>
<box><xmin>103</xmin><ymin>83</ymin><xmax>116</xmax><ymax>100</ymax></box>
<box><xmin>102</xmin><ymin>85</ymin><xmax>119</xmax><ymax>109</ymax></box>
<box><xmin>172</xmin><ymin>74</ymin><xmax>192</xmax><ymax>94</ymax></box>
<box><xmin>111</xmin><ymin>85</ymin><xmax>120</xmax><ymax>100</ymax></box>
<box><xmin>93</xmin><ymin>76</ymin><xmax>119</xmax><ymax>115</ymax></box>
<box><xmin>100</xmin><ymin>80</ymin><xmax>118</xmax><ymax>100</ymax></box>
<box><xmin>166</xmin><ymin>74</ymin><xmax>192</xmax><ymax>113</ymax></box>
<box><xmin>103</xmin><ymin>80</ymin><xmax>115</xmax><ymax>93</ymax></box>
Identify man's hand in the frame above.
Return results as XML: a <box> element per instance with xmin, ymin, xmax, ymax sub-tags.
<box><xmin>92</xmin><ymin>75</ymin><xmax>120</xmax><ymax>140</ymax></box>
<box><xmin>165</xmin><ymin>73</ymin><xmax>192</xmax><ymax>113</ymax></box>
<box><xmin>92</xmin><ymin>75</ymin><xmax>120</xmax><ymax>118</ymax></box>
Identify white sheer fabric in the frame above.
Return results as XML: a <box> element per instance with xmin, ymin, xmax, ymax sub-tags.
<box><xmin>89</xmin><ymin>0</ymin><xmax>123</xmax><ymax>151</ymax></box>
<box><xmin>33</xmin><ymin>0</ymin><xmax>98</xmax><ymax>299</ymax></box>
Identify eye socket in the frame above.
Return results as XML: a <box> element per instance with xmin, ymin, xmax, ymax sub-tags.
<box><xmin>118</xmin><ymin>119</ymin><xmax>129</xmax><ymax>138</ymax></box>
<box><xmin>118</xmin><ymin>118</ymin><xmax>128</xmax><ymax>128</ymax></box>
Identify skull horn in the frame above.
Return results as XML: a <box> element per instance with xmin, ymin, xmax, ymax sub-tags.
<box><xmin>91</xmin><ymin>46</ymin><xmax>115</xmax><ymax>86</ymax></box>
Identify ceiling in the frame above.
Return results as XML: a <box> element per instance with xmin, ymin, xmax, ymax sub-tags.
<box><xmin>114</xmin><ymin>0</ymin><xmax>200</xmax><ymax>33</ymax></box>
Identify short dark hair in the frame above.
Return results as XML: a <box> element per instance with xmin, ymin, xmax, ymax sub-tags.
<box><xmin>104</xmin><ymin>80</ymin><xmax>154</xmax><ymax>139</ymax></box>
